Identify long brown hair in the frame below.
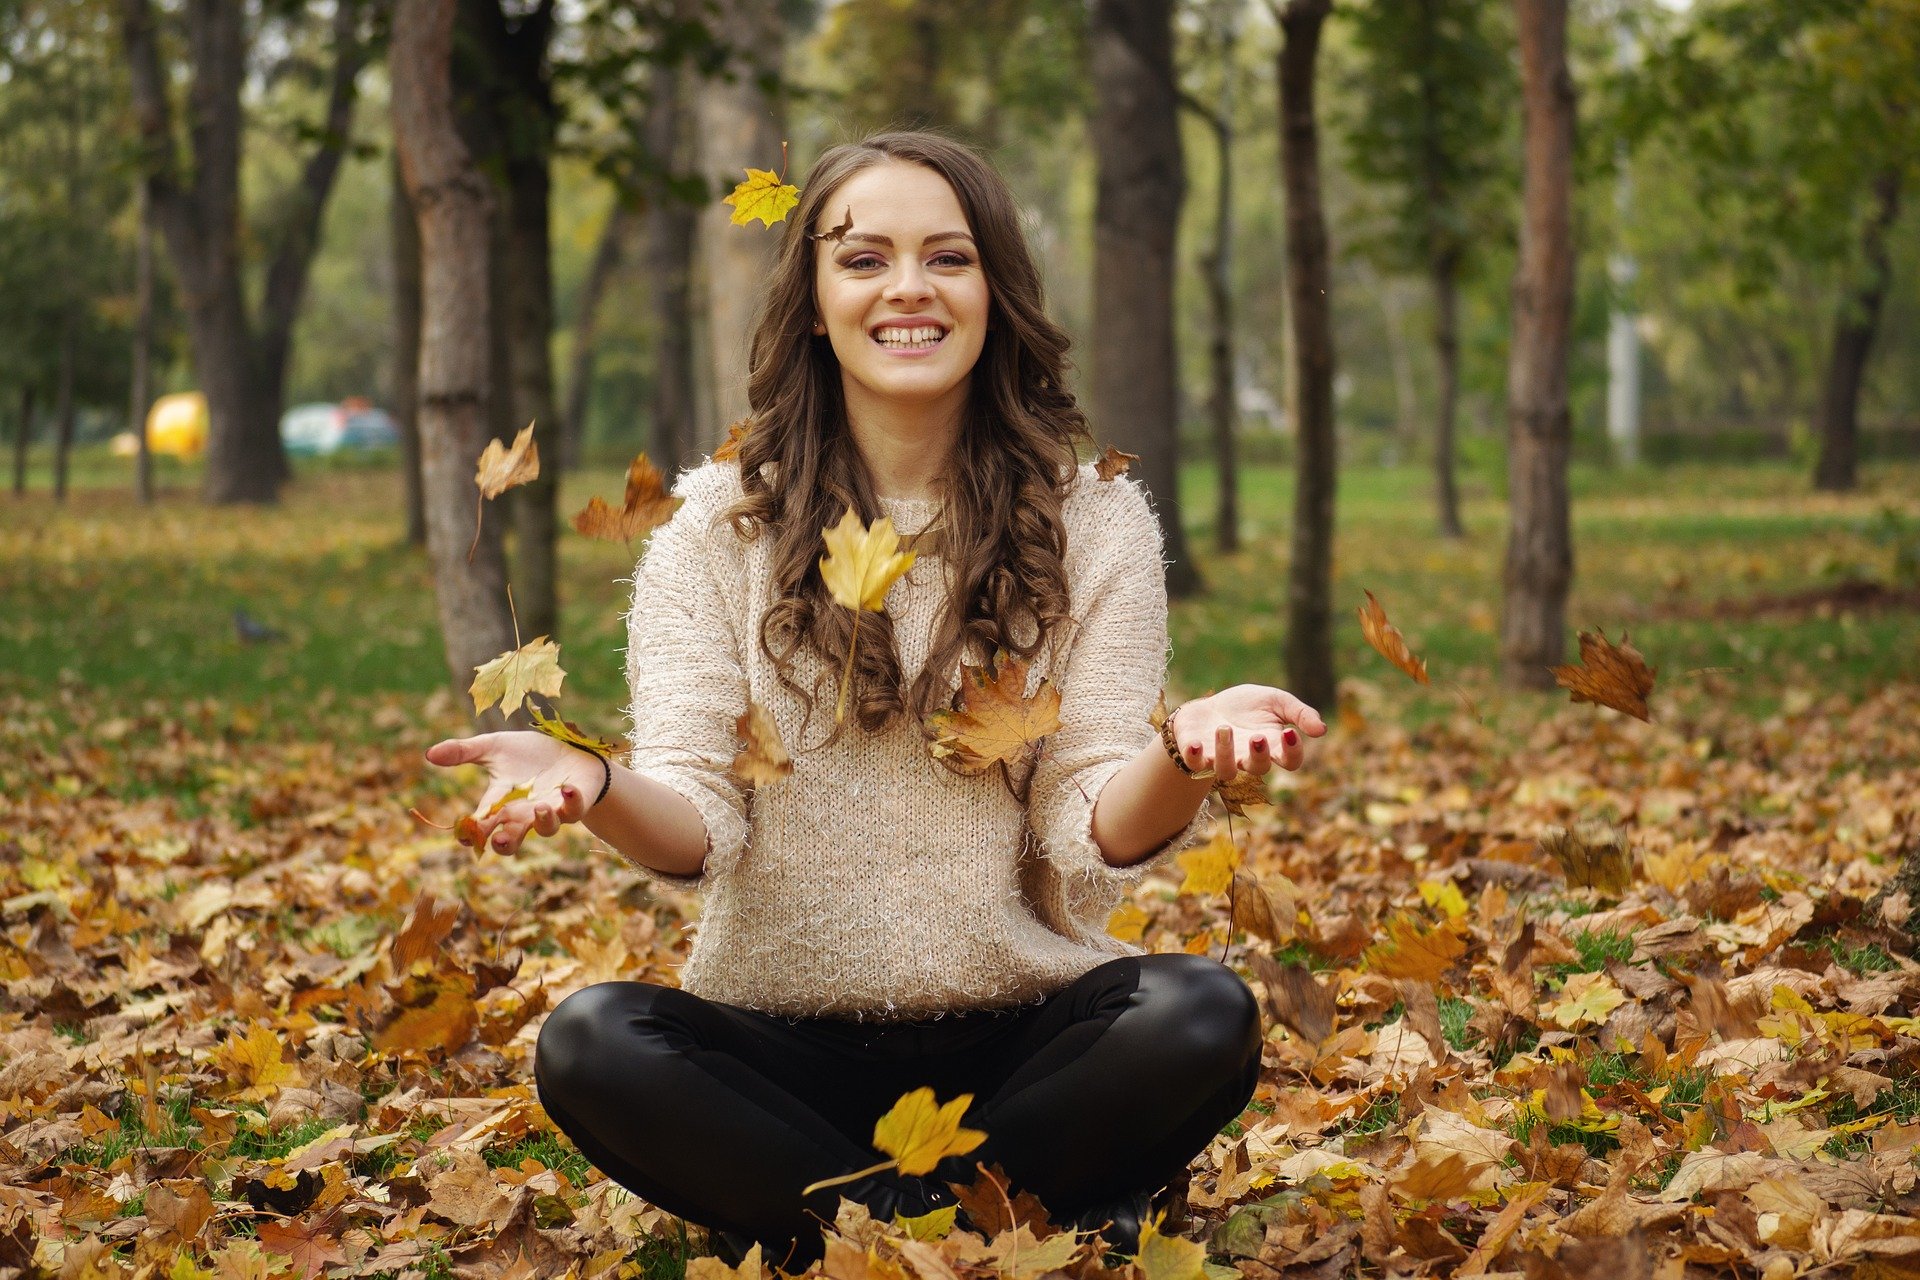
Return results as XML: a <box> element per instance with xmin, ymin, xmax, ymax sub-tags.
<box><xmin>719</xmin><ymin>129</ymin><xmax>1094</xmax><ymax>756</ymax></box>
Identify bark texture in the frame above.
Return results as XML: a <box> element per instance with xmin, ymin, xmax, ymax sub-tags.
<box><xmin>1090</xmin><ymin>0</ymin><xmax>1200</xmax><ymax>598</ymax></box>
<box><xmin>391</xmin><ymin>0</ymin><xmax>516</xmax><ymax>725</ymax></box>
<box><xmin>641</xmin><ymin>64</ymin><xmax>701</xmax><ymax>475</ymax></box>
<box><xmin>391</xmin><ymin>151</ymin><xmax>426</xmax><ymax>546</ymax></box>
<box><xmin>1278</xmin><ymin>0</ymin><xmax>1337</xmax><ymax>713</ymax></box>
<box><xmin>1500</xmin><ymin>0</ymin><xmax>1577</xmax><ymax>690</ymax></box>
<box><xmin>119</xmin><ymin>0</ymin><xmax>366</xmax><ymax>504</ymax></box>
<box><xmin>695</xmin><ymin>0</ymin><xmax>785</xmax><ymax>444</ymax></box>
<box><xmin>563</xmin><ymin>200</ymin><xmax>635</xmax><ymax>472</ymax></box>
<box><xmin>1814</xmin><ymin>168</ymin><xmax>1902</xmax><ymax>493</ymax></box>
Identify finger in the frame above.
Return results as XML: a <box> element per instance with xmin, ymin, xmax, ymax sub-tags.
<box><xmin>532</xmin><ymin>802</ymin><xmax>560</xmax><ymax>838</ymax></box>
<box><xmin>556</xmin><ymin>782</ymin><xmax>590</xmax><ymax>823</ymax></box>
<box><xmin>1247</xmin><ymin>731</ymin><xmax>1272</xmax><ymax>775</ymax></box>
<box><xmin>1278</xmin><ymin>722</ymin><xmax>1306</xmax><ymax>771</ymax></box>
<box><xmin>427</xmin><ymin>736</ymin><xmax>489</xmax><ymax>767</ymax></box>
<box><xmin>489</xmin><ymin>810</ymin><xmax>530</xmax><ymax>855</ymax></box>
<box><xmin>1268</xmin><ymin>691</ymin><xmax>1329</xmax><ymax>737</ymax></box>
<box><xmin>1214</xmin><ymin>723</ymin><xmax>1237</xmax><ymax>784</ymax></box>
<box><xmin>467</xmin><ymin>778</ymin><xmax>515</xmax><ymax>826</ymax></box>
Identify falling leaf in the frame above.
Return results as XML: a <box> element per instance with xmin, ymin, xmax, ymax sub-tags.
<box><xmin>1553</xmin><ymin>628</ymin><xmax>1656</xmax><ymax>721</ymax></box>
<box><xmin>731</xmin><ymin>700</ymin><xmax>793</xmax><ymax>787</ymax></box>
<box><xmin>713</xmin><ymin>417</ymin><xmax>754</xmax><ymax>462</ymax></box>
<box><xmin>1538</xmin><ymin>824</ymin><xmax>1636</xmax><ymax>895</ymax></box>
<box><xmin>571</xmin><ymin>453</ymin><xmax>681</xmax><ymax>543</ymax></box>
<box><xmin>1357</xmin><ymin>590</ymin><xmax>1431</xmax><ymax>685</ymax></box>
<box><xmin>807</xmin><ymin>206</ymin><xmax>854</xmax><ymax>244</ymax></box>
<box><xmin>1176</xmin><ymin>825</ymin><xmax>1242</xmax><ymax>897</ymax></box>
<box><xmin>1546</xmin><ymin>971</ymin><xmax>1628</xmax><ymax>1029</ymax></box>
<box><xmin>213</xmin><ymin>1022</ymin><xmax>302</xmax><ymax>1101</ymax></box>
<box><xmin>820</xmin><ymin>507</ymin><xmax>917</xmax><ymax>613</ymax></box>
<box><xmin>1363</xmin><ymin>915</ymin><xmax>1467</xmax><ymax>981</ymax></box>
<box><xmin>871</xmin><ymin>1086</ymin><xmax>987</xmax><ymax>1176</ymax></box>
<box><xmin>527</xmin><ymin>706</ymin><xmax>622</xmax><ymax>761</ymax></box>
<box><xmin>1094</xmin><ymin>444</ymin><xmax>1140</xmax><ymax>480</ymax></box>
<box><xmin>469</xmin><ymin>636</ymin><xmax>566</xmax><ymax>718</ymax></box>
<box><xmin>723</xmin><ymin>168</ymin><xmax>801</xmax><ymax>228</ymax></box>
<box><xmin>926</xmin><ymin>651</ymin><xmax>1062</xmax><ymax>776</ymax></box>
<box><xmin>391</xmin><ymin>892</ymin><xmax>460</xmax><ymax>972</ymax></box>
<box><xmin>469</xmin><ymin>422</ymin><xmax>539</xmax><ymax>560</ymax></box>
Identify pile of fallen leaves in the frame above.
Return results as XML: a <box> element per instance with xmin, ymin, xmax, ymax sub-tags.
<box><xmin>4</xmin><ymin>654</ymin><xmax>1920</xmax><ymax>1280</ymax></box>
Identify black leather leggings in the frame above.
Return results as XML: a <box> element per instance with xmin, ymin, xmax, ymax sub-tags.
<box><xmin>534</xmin><ymin>953</ymin><xmax>1263</xmax><ymax>1271</ymax></box>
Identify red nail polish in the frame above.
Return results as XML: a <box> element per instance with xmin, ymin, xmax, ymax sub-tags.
<box><xmin>1282</xmin><ymin>727</ymin><xmax>1299</xmax><ymax>746</ymax></box>
<box><xmin>1253</xmin><ymin>737</ymin><xmax>1267</xmax><ymax>750</ymax></box>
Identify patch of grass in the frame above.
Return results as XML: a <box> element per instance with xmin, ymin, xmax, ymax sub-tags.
<box><xmin>633</xmin><ymin>1219</ymin><xmax>696</xmax><ymax>1280</ymax></box>
<box><xmin>1823</xmin><ymin>1075</ymin><xmax>1920</xmax><ymax>1155</ymax></box>
<box><xmin>1338</xmin><ymin>1093</ymin><xmax>1402</xmax><ymax>1143</ymax></box>
<box><xmin>1439</xmin><ymin>997</ymin><xmax>1478</xmax><ymax>1051</ymax></box>
<box><xmin>52</xmin><ymin>1022</ymin><xmax>90</xmax><ymax>1045</ymax></box>
<box><xmin>228</xmin><ymin>1115</ymin><xmax>339</xmax><ymax>1163</ymax></box>
<box><xmin>1809</xmin><ymin>933</ymin><xmax>1900</xmax><ymax>975</ymax></box>
<box><xmin>1544</xmin><ymin>929</ymin><xmax>1634</xmax><ymax>980</ymax></box>
<box><xmin>62</xmin><ymin>1090</ymin><xmax>200</xmax><ymax>1167</ymax></box>
<box><xmin>485</xmin><ymin>1133</ymin><xmax>593</xmax><ymax>1186</ymax></box>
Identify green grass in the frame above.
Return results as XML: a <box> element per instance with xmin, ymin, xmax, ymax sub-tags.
<box><xmin>1439</xmin><ymin>997</ymin><xmax>1477</xmax><ymax>1052</ymax></box>
<box><xmin>4</xmin><ymin>452</ymin><xmax>1916</xmax><ymax>755</ymax></box>
<box><xmin>227</xmin><ymin>1114</ymin><xmax>340</xmax><ymax>1163</ymax></box>
<box><xmin>485</xmin><ymin>1133</ymin><xmax>594</xmax><ymax>1186</ymax></box>
<box><xmin>1542</xmin><ymin>929</ymin><xmax>1635</xmax><ymax>981</ymax></box>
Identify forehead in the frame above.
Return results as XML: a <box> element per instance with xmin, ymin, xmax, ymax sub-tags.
<box><xmin>813</xmin><ymin>161</ymin><xmax>971</xmax><ymax>242</ymax></box>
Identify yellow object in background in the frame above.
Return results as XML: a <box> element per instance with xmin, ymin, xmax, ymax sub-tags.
<box><xmin>146</xmin><ymin>392</ymin><xmax>208</xmax><ymax>458</ymax></box>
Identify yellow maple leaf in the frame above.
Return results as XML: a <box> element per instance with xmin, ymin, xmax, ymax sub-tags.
<box><xmin>1176</xmin><ymin>825</ymin><xmax>1242</xmax><ymax>897</ymax></box>
<box><xmin>926</xmin><ymin>651</ymin><xmax>1062</xmax><ymax>775</ymax></box>
<box><xmin>731</xmin><ymin>700</ymin><xmax>793</xmax><ymax>787</ymax></box>
<box><xmin>871</xmin><ymin>1086</ymin><xmax>987</xmax><ymax>1176</ymax></box>
<box><xmin>469</xmin><ymin>636</ymin><xmax>566</xmax><ymax>717</ymax></box>
<box><xmin>1363</xmin><ymin>915</ymin><xmax>1467</xmax><ymax>981</ymax></box>
<box><xmin>1545</xmin><ymin>971</ymin><xmax>1626</xmax><ymax>1029</ymax></box>
<box><xmin>723</xmin><ymin>167</ymin><xmax>801</xmax><ymax>228</ymax></box>
<box><xmin>528</xmin><ymin>704</ymin><xmax>622</xmax><ymax>757</ymax></box>
<box><xmin>1417</xmin><ymin>879</ymin><xmax>1469</xmax><ymax>919</ymax></box>
<box><xmin>819</xmin><ymin>507</ymin><xmax>918</xmax><ymax>724</ymax></box>
<box><xmin>214</xmin><ymin>1022</ymin><xmax>301</xmax><ymax>1101</ymax></box>
<box><xmin>1107</xmin><ymin>900</ymin><xmax>1150</xmax><ymax>943</ymax></box>
<box><xmin>1134</xmin><ymin>1209</ymin><xmax>1203</xmax><ymax>1279</ymax></box>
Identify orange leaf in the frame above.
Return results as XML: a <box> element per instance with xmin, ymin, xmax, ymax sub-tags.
<box><xmin>571</xmin><ymin>452</ymin><xmax>681</xmax><ymax>543</ymax></box>
<box><xmin>1363</xmin><ymin>915</ymin><xmax>1467</xmax><ymax>981</ymax></box>
<box><xmin>731</xmin><ymin>700</ymin><xmax>793</xmax><ymax>787</ymax></box>
<box><xmin>925</xmin><ymin>650</ymin><xmax>1062</xmax><ymax>775</ymax></box>
<box><xmin>1552</xmin><ymin>627</ymin><xmax>1656</xmax><ymax>721</ymax></box>
<box><xmin>1093</xmin><ymin>444</ymin><xmax>1139</xmax><ymax>480</ymax></box>
<box><xmin>1357</xmin><ymin>590</ymin><xmax>1430</xmax><ymax>685</ymax></box>
<box><xmin>713</xmin><ymin>416</ymin><xmax>754</xmax><ymax>462</ymax></box>
<box><xmin>392</xmin><ymin>891</ymin><xmax>460</xmax><ymax>972</ymax></box>
<box><xmin>374</xmin><ymin>985</ymin><xmax>478</xmax><ymax>1058</ymax></box>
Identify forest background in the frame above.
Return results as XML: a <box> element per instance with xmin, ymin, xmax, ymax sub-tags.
<box><xmin>2</xmin><ymin>0</ymin><xmax>1920</xmax><ymax>1278</ymax></box>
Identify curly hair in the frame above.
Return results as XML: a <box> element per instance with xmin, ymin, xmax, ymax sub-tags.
<box><xmin>716</xmin><ymin>128</ymin><xmax>1095</xmax><ymax>758</ymax></box>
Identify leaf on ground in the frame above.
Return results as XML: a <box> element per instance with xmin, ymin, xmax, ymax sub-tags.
<box><xmin>871</xmin><ymin>1087</ymin><xmax>986</xmax><ymax>1177</ymax></box>
<box><xmin>723</xmin><ymin>168</ymin><xmax>800</xmax><ymax>227</ymax></box>
<box><xmin>1176</xmin><ymin>825</ymin><xmax>1242</xmax><ymax>897</ymax></box>
<box><xmin>1553</xmin><ymin>628</ymin><xmax>1657</xmax><ymax>721</ymax></box>
<box><xmin>1134</xmin><ymin>1211</ymin><xmax>1205</xmax><ymax>1280</ymax></box>
<box><xmin>1363</xmin><ymin>915</ymin><xmax>1467</xmax><ymax>981</ymax></box>
<box><xmin>1538</xmin><ymin>824</ymin><xmax>1636</xmax><ymax>895</ymax></box>
<box><xmin>1546</xmin><ymin>971</ymin><xmax>1628</xmax><ymax>1029</ymax></box>
<box><xmin>470</xmin><ymin>637</ymin><xmax>565</xmax><ymax>718</ymax></box>
<box><xmin>571</xmin><ymin>453</ymin><xmax>681</xmax><ymax>543</ymax></box>
<box><xmin>1094</xmin><ymin>444</ymin><xmax>1140</xmax><ymax>480</ymax></box>
<box><xmin>926</xmin><ymin>651</ymin><xmax>1061</xmax><ymax>776</ymax></box>
<box><xmin>374</xmin><ymin>985</ymin><xmax>478</xmax><ymax>1058</ymax></box>
<box><xmin>1358</xmin><ymin>590</ymin><xmax>1431</xmax><ymax>685</ymax></box>
<box><xmin>213</xmin><ymin>1022</ymin><xmax>302</xmax><ymax>1101</ymax></box>
<box><xmin>731</xmin><ymin>700</ymin><xmax>793</xmax><ymax>787</ymax></box>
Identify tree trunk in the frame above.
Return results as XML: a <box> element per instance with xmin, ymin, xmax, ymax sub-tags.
<box><xmin>1814</xmin><ymin>168</ymin><xmax>1902</xmax><ymax>494</ymax></box>
<box><xmin>642</xmin><ymin>61</ymin><xmax>701</xmax><ymax>475</ymax></box>
<box><xmin>119</xmin><ymin>0</ymin><xmax>364</xmax><ymax>506</ymax></box>
<box><xmin>1090</xmin><ymin>0</ymin><xmax>1199</xmax><ymax>598</ymax></box>
<box><xmin>11</xmin><ymin>388</ymin><xmax>32</xmax><ymax>496</ymax></box>
<box><xmin>563</xmin><ymin>198</ymin><xmax>634</xmax><ymax>471</ymax></box>
<box><xmin>132</xmin><ymin>182</ymin><xmax>155</xmax><ymax>505</ymax></box>
<box><xmin>391</xmin><ymin>150</ymin><xmax>426</xmax><ymax>545</ymax></box>
<box><xmin>695</xmin><ymin>0</ymin><xmax>786</xmax><ymax>444</ymax></box>
<box><xmin>1201</xmin><ymin>8</ymin><xmax>1240</xmax><ymax>557</ymax></box>
<box><xmin>52</xmin><ymin>307</ymin><xmax>76</xmax><ymax>503</ymax></box>
<box><xmin>1500</xmin><ymin>0</ymin><xmax>1577</xmax><ymax>690</ymax></box>
<box><xmin>391</xmin><ymin>0</ymin><xmax>517</xmax><ymax>725</ymax></box>
<box><xmin>1432</xmin><ymin>245</ymin><xmax>1464</xmax><ymax>538</ymax></box>
<box><xmin>1277</xmin><ymin>0</ymin><xmax>1337</xmax><ymax>713</ymax></box>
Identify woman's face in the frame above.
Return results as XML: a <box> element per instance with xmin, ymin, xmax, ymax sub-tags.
<box><xmin>811</xmin><ymin>161</ymin><xmax>990</xmax><ymax>422</ymax></box>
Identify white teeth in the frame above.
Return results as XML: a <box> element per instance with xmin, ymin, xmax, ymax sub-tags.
<box><xmin>874</xmin><ymin>327</ymin><xmax>945</xmax><ymax>347</ymax></box>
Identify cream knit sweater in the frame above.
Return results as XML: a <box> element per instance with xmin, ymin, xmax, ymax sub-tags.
<box><xmin>620</xmin><ymin>457</ymin><xmax>1215</xmax><ymax>1022</ymax></box>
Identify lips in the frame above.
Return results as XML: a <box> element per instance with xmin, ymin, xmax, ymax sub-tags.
<box><xmin>869</xmin><ymin>322</ymin><xmax>949</xmax><ymax>351</ymax></box>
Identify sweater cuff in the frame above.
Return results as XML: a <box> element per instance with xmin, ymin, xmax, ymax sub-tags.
<box><xmin>1042</xmin><ymin>755</ymin><xmax>1215</xmax><ymax>892</ymax></box>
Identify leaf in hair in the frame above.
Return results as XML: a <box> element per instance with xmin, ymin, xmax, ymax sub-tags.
<box><xmin>1094</xmin><ymin>444</ymin><xmax>1139</xmax><ymax>480</ymax></box>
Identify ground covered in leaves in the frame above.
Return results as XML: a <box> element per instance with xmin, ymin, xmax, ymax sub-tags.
<box><xmin>3</xmin><ymin>459</ymin><xmax>1919</xmax><ymax>1279</ymax></box>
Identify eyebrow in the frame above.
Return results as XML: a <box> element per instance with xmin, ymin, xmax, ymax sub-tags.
<box><xmin>836</xmin><ymin>231</ymin><xmax>976</xmax><ymax>248</ymax></box>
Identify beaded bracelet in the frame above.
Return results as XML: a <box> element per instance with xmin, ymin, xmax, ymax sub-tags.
<box><xmin>1158</xmin><ymin>700</ymin><xmax>1215</xmax><ymax>781</ymax></box>
<box><xmin>560</xmin><ymin>740</ymin><xmax>614</xmax><ymax>810</ymax></box>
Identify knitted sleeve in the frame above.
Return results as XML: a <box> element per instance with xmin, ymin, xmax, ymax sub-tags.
<box><xmin>1026</xmin><ymin>471</ymin><xmax>1214</xmax><ymax>897</ymax></box>
<box><xmin>620</xmin><ymin>463</ymin><xmax>751</xmax><ymax>888</ymax></box>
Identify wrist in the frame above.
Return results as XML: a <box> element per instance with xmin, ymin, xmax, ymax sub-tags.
<box><xmin>1159</xmin><ymin>698</ymin><xmax>1215</xmax><ymax>781</ymax></box>
<box><xmin>559</xmin><ymin>740</ymin><xmax>614</xmax><ymax>810</ymax></box>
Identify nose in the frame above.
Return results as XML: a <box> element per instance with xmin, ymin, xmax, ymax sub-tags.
<box><xmin>883</xmin><ymin>258</ymin><xmax>935</xmax><ymax>307</ymax></box>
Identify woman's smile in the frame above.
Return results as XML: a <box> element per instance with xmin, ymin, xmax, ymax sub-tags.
<box><xmin>870</xmin><ymin>322</ymin><xmax>950</xmax><ymax>355</ymax></box>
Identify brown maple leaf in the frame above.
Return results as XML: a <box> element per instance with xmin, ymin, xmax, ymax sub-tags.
<box><xmin>1357</xmin><ymin>589</ymin><xmax>1430</xmax><ymax>685</ymax></box>
<box><xmin>713</xmin><ymin>416</ymin><xmax>754</xmax><ymax>463</ymax></box>
<box><xmin>1553</xmin><ymin>627</ymin><xmax>1656</xmax><ymax>721</ymax></box>
<box><xmin>1538</xmin><ymin>823</ymin><xmax>1636</xmax><ymax>896</ymax></box>
<box><xmin>806</xmin><ymin>205</ymin><xmax>854</xmax><ymax>244</ymax></box>
<box><xmin>470</xmin><ymin>422</ymin><xmax>540</xmax><ymax>561</ymax></box>
<box><xmin>571</xmin><ymin>452</ymin><xmax>681</xmax><ymax>543</ymax></box>
<box><xmin>926</xmin><ymin>650</ymin><xmax>1062</xmax><ymax>776</ymax></box>
<box><xmin>392</xmin><ymin>891</ymin><xmax>460</xmax><ymax>973</ymax></box>
<box><xmin>1093</xmin><ymin>444</ymin><xmax>1139</xmax><ymax>480</ymax></box>
<box><xmin>731</xmin><ymin>700</ymin><xmax>793</xmax><ymax>787</ymax></box>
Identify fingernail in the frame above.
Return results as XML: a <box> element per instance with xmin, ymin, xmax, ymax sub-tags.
<box><xmin>1283</xmin><ymin>727</ymin><xmax>1299</xmax><ymax>746</ymax></box>
<box><xmin>493</xmin><ymin>834</ymin><xmax>509</xmax><ymax>849</ymax></box>
<box><xmin>1252</xmin><ymin>737</ymin><xmax>1266</xmax><ymax>750</ymax></box>
<box><xmin>561</xmin><ymin>784</ymin><xmax>576</xmax><ymax>798</ymax></box>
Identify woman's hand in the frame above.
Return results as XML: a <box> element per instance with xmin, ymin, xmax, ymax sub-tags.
<box><xmin>424</xmin><ymin>731</ymin><xmax>608</xmax><ymax>855</ymax></box>
<box><xmin>1168</xmin><ymin>684</ymin><xmax>1328</xmax><ymax>784</ymax></box>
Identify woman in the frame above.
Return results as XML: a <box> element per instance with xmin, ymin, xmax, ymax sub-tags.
<box><xmin>426</xmin><ymin>130</ymin><xmax>1327</xmax><ymax>1274</ymax></box>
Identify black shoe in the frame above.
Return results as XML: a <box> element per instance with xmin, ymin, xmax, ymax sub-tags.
<box><xmin>1065</xmin><ymin>1188</ymin><xmax>1153</xmax><ymax>1257</ymax></box>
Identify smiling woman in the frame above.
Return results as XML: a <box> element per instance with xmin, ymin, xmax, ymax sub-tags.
<box><xmin>426</xmin><ymin>129</ymin><xmax>1325</xmax><ymax>1273</ymax></box>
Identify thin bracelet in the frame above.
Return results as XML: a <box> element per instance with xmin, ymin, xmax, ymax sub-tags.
<box><xmin>560</xmin><ymin>741</ymin><xmax>614</xmax><ymax>809</ymax></box>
